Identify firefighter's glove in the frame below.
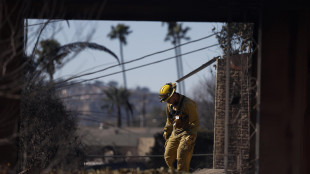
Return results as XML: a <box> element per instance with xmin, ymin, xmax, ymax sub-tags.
<box><xmin>173</xmin><ymin>115</ymin><xmax>182</xmax><ymax>128</ymax></box>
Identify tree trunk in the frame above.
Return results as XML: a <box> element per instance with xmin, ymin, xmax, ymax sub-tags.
<box><xmin>117</xmin><ymin>105</ymin><xmax>122</xmax><ymax>127</ymax></box>
<box><xmin>119</xmin><ymin>41</ymin><xmax>127</xmax><ymax>89</ymax></box>
<box><xmin>120</xmin><ymin>41</ymin><xmax>130</xmax><ymax>126</ymax></box>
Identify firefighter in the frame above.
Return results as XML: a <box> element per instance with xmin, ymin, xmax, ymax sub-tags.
<box><xmin>159</xmin><ymin>82</ymin><xmax>200</xmax><ymax>172</ymax></box>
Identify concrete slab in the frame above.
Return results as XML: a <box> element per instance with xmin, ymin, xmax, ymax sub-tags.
<box><xmin>192</xmin><ymin>169</ymin><xmax>225</xmax><ymax>174</ymax></box>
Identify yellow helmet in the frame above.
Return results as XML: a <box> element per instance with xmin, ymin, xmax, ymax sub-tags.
<box><xmin>159</xmin><ymin>83</ymin><xmax>176</xmax><ymax>102</ymax></box>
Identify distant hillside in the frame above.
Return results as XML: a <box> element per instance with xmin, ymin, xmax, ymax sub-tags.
<box><xmin>58</xmin><ymin>82</ymin><xmax>166</xmax><ymax>128</ymax></box>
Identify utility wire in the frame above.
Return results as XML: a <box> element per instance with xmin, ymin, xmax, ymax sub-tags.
<box><xmin>57</xmin><ymin>61</ymin><xmax>116</xmax><ymax>81</ymax></box>
<box><xmin>54</xmin><ymin>33</ymin><xmax>218</xmax><ymax>85</ymax></box>
<box><xmin>56</xmin><ymin>43</ymin><xmax>219</xmax><ymax>89</ymax></box>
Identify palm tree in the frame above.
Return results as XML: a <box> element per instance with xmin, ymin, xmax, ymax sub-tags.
<box><xmin>34</xmin><ymin>39</ymin><xmax>119</xmax><ymax>83</ymax></box>
<box><xmin>35</xmin><ymin>39</ymin><xmax>61</xmax><ymax>82</ymax></box>
<box><xmin>163</xmin><ymin>22</ymin><xmax>190</xmax><ymax>95</ymax></box>
<box><xmin>107</xmin><ymin>24</ymin><xmax>132</xmax><ymax>89</ymax></box>
<box><xmin>101</xmin><ymin>86</ymin><xmax>133</xmax><ymax>127</ymax></box>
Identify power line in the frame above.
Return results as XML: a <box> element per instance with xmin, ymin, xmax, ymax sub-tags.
<box><xmin>56</xmin><ymin>44</ymin><xmax>219</xmax><ymax>88</ymax></box>
<box><xmin>56</xmin><ymin>43</ymin><xmax>219</xmax><ymax>89</ymax></box>
<box><xmin>67</xmin><ymin>61</ymin><xmax>116</xmax><ymax>78</ymax></box>
<box><xmin>54</xmin><ymin>33</ymin><xmax>218</xmax><ymax>85</ymax></box>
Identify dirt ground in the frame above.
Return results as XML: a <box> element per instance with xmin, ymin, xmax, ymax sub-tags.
<box><xmin>192</xmin><ymin>169</ymin><xmax>225</xmax><ymax>174</ymax></box>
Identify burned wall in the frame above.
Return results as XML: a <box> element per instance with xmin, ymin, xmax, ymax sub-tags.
<box><xmin>213</xmin><ymin>56</ymin><xmax>252</xmax><ymax>173</ymax></box>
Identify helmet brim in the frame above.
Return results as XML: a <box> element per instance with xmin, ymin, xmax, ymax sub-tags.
<box><xmin>160</xmin><ymin>88</ymin><xmax>176</xmax><ymax>103</ymax></box>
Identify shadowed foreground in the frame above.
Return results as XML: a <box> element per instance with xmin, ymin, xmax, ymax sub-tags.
<box><xmin>11</xmin><ymin>167</ymin><xmax>225</xmax><ymax>174</ymax></box>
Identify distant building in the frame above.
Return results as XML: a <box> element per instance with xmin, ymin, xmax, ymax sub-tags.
<box><xmin>77</xmin><ymin>126</ymin><xmax>163</xmax><ymax>168</ymax></box>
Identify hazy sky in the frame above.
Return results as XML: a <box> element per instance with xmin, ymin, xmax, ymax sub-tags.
<box><xmin>27</xmin><ymin>19</ymin><xmax>223</xmax><ymax>96</ymax></box>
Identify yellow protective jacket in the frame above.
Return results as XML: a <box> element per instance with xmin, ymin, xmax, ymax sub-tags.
<box><xmin>164</xmin><ymin>94</ymin><xmax>200</xmax><ymax>136</ymax></box>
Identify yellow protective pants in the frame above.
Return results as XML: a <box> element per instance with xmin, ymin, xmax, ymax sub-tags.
<box><xmin>164</xmin><ymin>132</ymin><xmax>197</xmax><ymax>172</ymax></box>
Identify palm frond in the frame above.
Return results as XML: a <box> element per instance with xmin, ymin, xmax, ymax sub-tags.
<box><xmin>56</xmin><ymin>42</ymin><xmax>119</xmax><ymax>64</ymax></box>
<box><xmin>65</xmin><ymin>20</ymin><xmax>70</xmax><ymax>28</ymax></box>
<box><xmin>108</xmin><ymin>24</ymin><xmax>132</xmax><ymax>45</ymax></box>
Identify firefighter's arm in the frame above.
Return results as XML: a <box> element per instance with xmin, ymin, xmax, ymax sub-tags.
<box><xmin>184</xmin><ymin>100</ymin><xmax>200</xmax><ymax>134</ymax></box>
<box><xmin>163</xmin><ymin>104</ymin><xmax>173</xmax><ymax>140</ymax></box>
